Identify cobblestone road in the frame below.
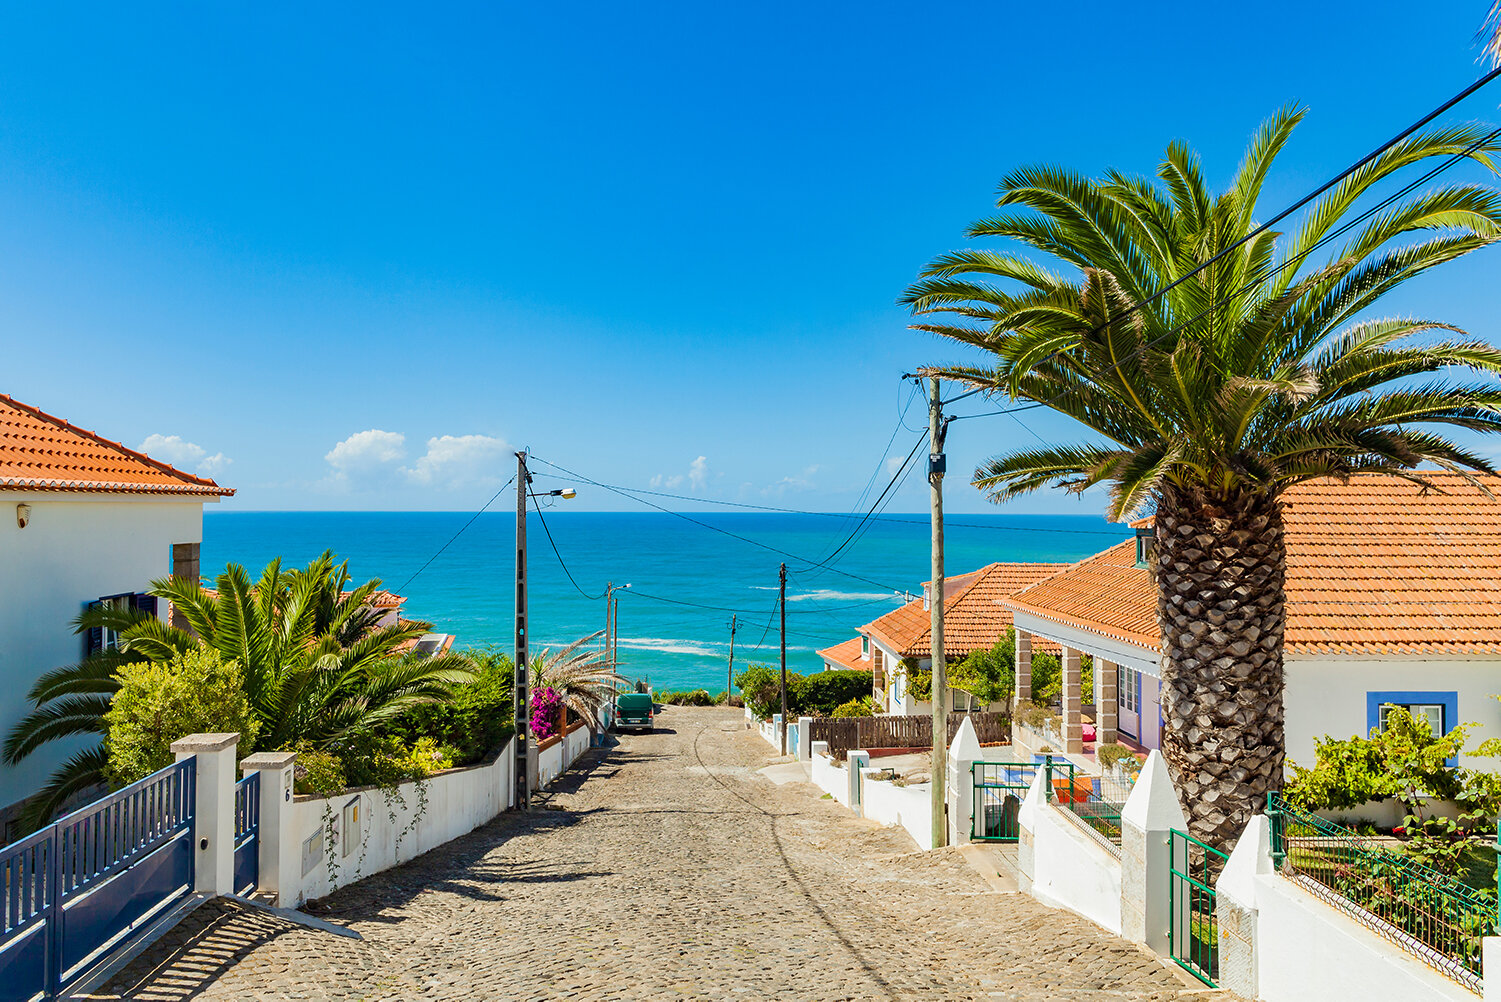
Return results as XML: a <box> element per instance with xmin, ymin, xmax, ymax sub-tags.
<box><xmin>95</xmin><ymin>706</ymin><xmax>1218</xmax><ymax>1001</ymax></box>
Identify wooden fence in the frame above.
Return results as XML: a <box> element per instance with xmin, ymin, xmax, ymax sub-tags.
<box><xmin>805</xmin><ymin>712</ymin><xmax>1009</xmax><ymax>756</ymax></box>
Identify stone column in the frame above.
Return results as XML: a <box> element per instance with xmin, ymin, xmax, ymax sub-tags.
<box><xmin>1216</xmin><ymin>813</ymin><xmax>1272</xmax><ymax>998</ymax></box>
<box><xmin>848</xmin><ymin>750</ymin><xmax>871</xmax><ymax>816</ymax></box>
<box><xmin>1098</xmin><ymin>660</ymin><xmax>1118</xmax><ymax>746</ymax></box>
<box><xmin>1014</xmin><ymin>631</ymin><xmax>1032</xmax><ymax>706</ymax></box>
<box><xmin>239</xmin><ymin>750</ymin><xmax>298</xmax><ymax>906</ymax></box>
<box><xmin>946</xmin><ymin>717</ymin><xmax>982</xmax><ymax>846</ymax></box>
<box><xmin>170</xmin><ymin>542</ymin><xmax>201</xmax><ymax>632</ymax></box>
<box><xmin>1119</xmin><ymin>750</ymin><xmax>1188</xmax><ymax>955</ymax></box>
<box><xmin>171</xmin><ymin>732</ymin><xmax>240</xmax><ymax>897</ymax></box>
<box><xmin>1063</xmin><ymin>647</ymin><xmax>1082</xmax><ymax>753</ymax></box>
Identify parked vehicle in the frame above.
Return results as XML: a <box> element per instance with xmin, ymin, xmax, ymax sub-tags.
<box><xmin>615</xmin><ymin>692</ymin><xmax>655</xmax><ymax>733</ymax></box>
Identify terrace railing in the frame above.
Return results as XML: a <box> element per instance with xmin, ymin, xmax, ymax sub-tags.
<box><xmin>1042</xmin><ymin>757</ymin><xmax>1133</xmax><ymax>856</ymax></box>
<box><xmin>1267</xmin><ymin>793</ymin><xmax>1496</xmax><ymax>993</ymax></box>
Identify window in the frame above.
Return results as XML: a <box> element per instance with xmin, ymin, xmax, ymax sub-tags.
<box><xmin>860</xmin><ymin>636</ymin><xmax>870</xmax><ymax>660</ymax></box>
<box><xmin>1119</xmin><ymin>665</ymin><xmax>1137</xmax><ymax>712</ymax></box>
<box><xmin>85</xmin><ymin>592</ymin><xmax>159</xmax><ymax>656</ymax></box>
<box><xmin>1378</xmin><ymin>702</ymin><xmax>1444</xmax><ymax>736</ymax></box>
<box><xmin>1134</xmin><ymin>527</ymin><xmax>1155</xmax><ymax>569</ymax></box>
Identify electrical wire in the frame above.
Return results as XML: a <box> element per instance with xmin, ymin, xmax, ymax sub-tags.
<box><xmin>530</xmin><ymin>488</ymin><xmax>607</xmax><ymax>600</ymax></box>
<box><xmin>392</xmin><ymin>475</ymin><xmax>516</xmax><ymax>593</ymax></box>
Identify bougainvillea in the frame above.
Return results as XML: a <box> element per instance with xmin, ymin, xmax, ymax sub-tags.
<box><xmin>531</xmin><ymin>686</ymin><xmax>563</xmax><ymax>740</ymax></box>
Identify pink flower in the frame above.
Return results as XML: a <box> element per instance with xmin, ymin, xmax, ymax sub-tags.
<box><xmin>531</xmin><ymin>687</ymin><xmax>563</xmax><ymax>740</ymax></box>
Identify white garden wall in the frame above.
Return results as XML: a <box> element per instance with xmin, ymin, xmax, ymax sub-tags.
<box><xmin>810</xmin><ymin>751</ymin><xmax>848</xmax><ymax>805</ymax></box>
<box><xmin>860</xmin><ymin>772</ymin><xmax>933</xmax><ymax>850</ymax></box>
<box><xmin>1022</xmin><ymin>786</ymin><xmax>1122</xmax><ymax>935</ymax></box>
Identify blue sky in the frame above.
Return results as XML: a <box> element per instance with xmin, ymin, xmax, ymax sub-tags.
<box><xmin>3</xmin><ymin>3</ymin><xmax>1500</xmax><ymax>514</ymax></box>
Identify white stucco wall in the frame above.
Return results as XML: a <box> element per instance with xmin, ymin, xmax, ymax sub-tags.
<box><xmin>290</xmin><ymin>740</ymin><xmax>515</xmax><ymax>904</ymax></box>
<box><xmin>1028</xmin><ymin>800</ymin><xmax>1123</xmax><ymax>935</ymax></box>
<box><xmin>0</xmin><ymin>492</ymin><xmax>208</xmax><ymax>809</ymax></box>
<box><xmin>811</xmin><ymin>751</ymin><xmax>848</xmax><ymax>805</ymax></box>
<box><xmin>1285</xmin><ymin>656</ymin><xmax>1501</xmax><ymax>769</ymax></box>
<box><xmin>860</xmin><ymin>772</ymin><xmax>932</xmax><ymax>850</ymax></box>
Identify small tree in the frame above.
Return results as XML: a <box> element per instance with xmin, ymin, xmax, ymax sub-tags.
<box><xmin>104</xmin><ymin>649</ymin><xmax>259</xmax><ymax>784</ymax></box>
<box><xmin>798</xmin><ymin>670</ymin><xmax>873</xmax><ymax>715</ymax></box>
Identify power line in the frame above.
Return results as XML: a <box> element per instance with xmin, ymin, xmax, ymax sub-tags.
<box><xmin>392</xmin><ymin>475</ymin><xmax>517</xmax><ymax>593</ymax></box>
<box><xmin>530</xmin><ymin>489</ymin><xmax>607</xmax><ymax>600</ymax></box>
<box><xmin>627</xmin><ymin>588</ymin><xmax>902</xmax><ymax>617</ymax></box>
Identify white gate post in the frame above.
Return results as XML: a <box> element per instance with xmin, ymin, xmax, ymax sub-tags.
<box><xmin>171</xmin><ymin>732</ymin><xmax>240</xmax><ymax>897</ymax></box>
<box><xmin>848</xmin><ymin>750</ymin><xmax>871</xmax><ymax>816</ymax></box>
<box><xmin>798</xmin><ymin>717</ymin><xmax>814</xmax><ymax>761</ymax></box>
<box><xmin>1016</xmin><ymin>765</ymin><xmax>1046</xmax><ymax>894</ymax></box>
<box><xmin>239</xmin><ymin>750</ymin><xmax>298</xmax><ymax>906</ymax></box>
<box><xmin>1216</xmin><ymin>813</ymin><xmax>1271</xmax><ymax>998</ymax></box>
<box><xmin>946</xmin><ymin>717</ymin><xmax>982</xmax><ymax>846</ymax></box>
<box><xmin>1119</xmin><ymin>750</ymin><xmax>1187</xmax><ymax>955</ymax></box>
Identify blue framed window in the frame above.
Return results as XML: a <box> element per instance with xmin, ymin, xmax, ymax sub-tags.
<box><xmin>1367</xmin><ymin>690</ymin><xmax>1459</xmax><ymax>764</ymax></box>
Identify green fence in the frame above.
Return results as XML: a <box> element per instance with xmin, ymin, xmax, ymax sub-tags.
<box><xmin>1267</xmin><ymin>793</ymin><xmax>1496</xmax><ymax>993</ymax></box>
<box><xmin>972</xmin><ymin>762</ymin><xmax>1036</xmax><ymax>842</ymax></box>
<box><xmin>1042</xmin><ymin>758</ymin><xmax>1133</xmax><ymax>854</ymax></box>
<box><xmin>1168</xmin><ymin>828</ymin><xmax>1226</xmax><ymax>986</ymax></box>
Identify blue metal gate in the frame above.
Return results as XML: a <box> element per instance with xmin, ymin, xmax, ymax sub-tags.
<box><xmin>233</xmin><ymin>774</ymin><xmax>259</xmax><ymax>896</ymax></box>
<box><xmin>0</xmin><ymin>758</ymin><xmax>195</xmax><ymax>1000</ymax></box>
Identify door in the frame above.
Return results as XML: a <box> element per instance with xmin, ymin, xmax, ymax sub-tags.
<box><xmin>1117</xmin><ymin>664</ymin><xmax>1141</xmax><ymax>740</ymax></box>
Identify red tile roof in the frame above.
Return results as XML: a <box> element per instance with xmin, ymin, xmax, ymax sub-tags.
<box><xmin>818</xmin><ymin>636</ymin><xmax>868</xmax><ymax>672</ymax></box>
<box><xmin>861</xmin><ymin>562</ymin><xmax>1071</xmax><ymax>659</ymax></box>
<box><xmin>1006</xmin><ymin>474</ymin><xmax>1501</xmax><ymax>657</ymax></box>
<box><xmin>0</xmin><ymin>395</ymin><xmax>233</xmax><ymax>497</ymax></box>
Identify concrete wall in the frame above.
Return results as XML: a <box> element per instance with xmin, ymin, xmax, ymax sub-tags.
<box><xmin>290</xmin><ymin>739</ymin><xmax>516</xmax><ymax>904</ymax></box>
<box><xmin>1284</xmin><ymin>656</ymin><xmax>1501</xmax><ymax>770</ymax></box>
<box><xmin>1024</xmin><ymin>787</ymin><xmax>1123</xmax><ymax>935</ymax></box>
<box><xmin>810</xmin><ymin>751</ymin><xmax>848</xmax><ymax>806</ymax></box>
<box><xmin>860</xmin><ymin>772</ymin><xmax>933</xmax><ymax>850</ymax></box>
<box><xmin>0</xmin><ymin>492</ymin><xmax>208</xmax><ymax>809</ymax></box>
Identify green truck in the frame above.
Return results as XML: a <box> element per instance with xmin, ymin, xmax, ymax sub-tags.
<box><xmin>615</xmin><ymin>692</ymin><xmax>655</xmax><ymax>733</ymax></box>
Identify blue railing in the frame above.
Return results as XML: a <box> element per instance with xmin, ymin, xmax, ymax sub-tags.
<box><xmin>0</xmin><ymin>758</ymin><xmax>195</xmax><ymax>998</ymax></box>
<box><xmin>233</xmin><ymin>773</ymin><xmax>260</xmax><ymax>896</ymax></box>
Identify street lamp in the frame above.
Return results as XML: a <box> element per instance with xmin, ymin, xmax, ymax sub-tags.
<box><xmin>606</xmin><ymin>582</ymin><xmax>631</xmax><ymax>674</ymax></box>
<box><xmin>514</xmin><ymin>453</ymin><xmax>577</xmax><ymax>812</ymax></box>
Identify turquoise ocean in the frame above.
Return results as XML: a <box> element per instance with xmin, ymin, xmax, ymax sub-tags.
<box><xmin>202</xmin><ymin>511</ymin><xmax>1131</xmax><ymax>692</ymax></box>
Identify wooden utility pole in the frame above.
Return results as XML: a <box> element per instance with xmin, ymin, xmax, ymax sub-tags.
<box><xmin>929</xmin><ymin>376</ymin><xmax>948</xmax><ymax>848</ymax></box>
<box><xmin>727</xmin><ymin>614</ymin><xmax>738</xmax><ymax>699</ymax></box>
<box><xmin>514</xmin><ymin>451</ymin><xmax>531</xmax><ymax>812</ymax></box>
<box><xmin>779</xmin><ymin>563</ymin><xmax>788</xmax><ymax>756</ymax></box>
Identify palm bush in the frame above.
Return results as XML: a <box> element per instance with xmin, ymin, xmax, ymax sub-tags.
<box><xmin>5</xmin><ymin>551</ymin><xmax>472</xmax><ymax>828</ymax></box>
<box><xmin>530</xmin><ymin>631</ymin><xmax>623</xmax><ymax>730</ymax></box>
<box><xmin>903</xmin><ymin>107</ymin><xmax>1501</xmax><ymax>843</ymax></box>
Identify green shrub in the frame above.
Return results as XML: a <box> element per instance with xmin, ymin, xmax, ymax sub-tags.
<box><xmin>735</xmin><ymin>664</ymin><xmax>800</xmax><ymax>719</ymax></box>
<box><xmin>384</xmin><ymin>647</ymin><xmax>514</xmax><ymax>764</ymax></box>
<box><xmin>293</xmin><ymin>745</ymin><xmax>346</xmax><ymax>796</ymax></box>
<box><xmin>104</xmin><ymin>649</ymin><xmax>259</xmax><ymax>785</ymax></box>
<box><xmin>831</xmin><ymin>696</ymin><xmax>874</xmax><ymax>718</ymax></box>
<box><xmin>1096</xmin><ymin>743</ymin><xmax>1140</xmax><ymax>772</ymax></box>
<box><xmin>657</xmin><ymin>689</ymin><xmax>716</xmax><ymax>706</ymax></box>
<box><xmin>798</xmin><ymin>670</ymin><xmax>871</xmax><ymax>716</ymax></box>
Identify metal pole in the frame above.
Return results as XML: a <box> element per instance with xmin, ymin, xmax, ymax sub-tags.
<box><xmin>514</xmin><ymin>451</ymin><xmax>531</xmax><ymax>812</ymax></box>
<box><xmin>727</xmin><ymin>614</ymin><xmax>737</xmax><ymax>700</ymax></box>
<box><xmin>929</xmin><ymin>375</ymin><xmax>948</xmax><ymax>848</ymax></box>
<box><xmin>779</xmin><ymin>563</ymin><xmax>788</xmax><ymax>756</ymax></box>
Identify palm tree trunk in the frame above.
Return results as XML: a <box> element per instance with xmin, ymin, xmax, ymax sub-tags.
<box><xmin>1155</xmin><ymin>483</ymin><xmax>1286</xmax><ymax>847</ymax></box>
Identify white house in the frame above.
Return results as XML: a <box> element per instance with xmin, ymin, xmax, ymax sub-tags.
<box><xmin>0</xmin><ymin>394</ymin><xmax>233</xmax><ymax>827</ymax></box>
<box><xmin>828</xmin><ymin>561</ymin><xmax>1070</xmax><ymax>715</ymax></box>
<box><xmin>1002</xmin><ymin>473</ymin><xmax>1501</xmax><ymax>771</ymax></box>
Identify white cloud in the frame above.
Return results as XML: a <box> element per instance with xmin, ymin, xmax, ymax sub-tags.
<box><xmin>651</xmin><ymin>456</ymin><xmax>709</xmax><ymax>492</ymax></box>
<box><xmin>138</xmin><ymin>433</ymin><xmax>231</xmax><ymax>476</ymax></box>
<box><xmin>402</xmin><ymin>434</ymin><xmax>510</xmax><ymax>488</ymax></box>
<box><xmin>762</xmin><ymin>464</ymin><xmax>820</xmax><ymax>498</ymax></box>
<box><xmin>325</xmin><ymin>430</ymin><xmax>407</xmax><ymax>477</ymax></box>
<box><xmin>885</xmin><ymin>456</ymin><xmax>905</xmax><ymax>477</ymax></box>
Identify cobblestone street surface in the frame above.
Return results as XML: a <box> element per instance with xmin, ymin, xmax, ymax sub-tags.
<box><xmin>93</xmin><ymin>706</ymin><xmax>1220</xmax><ymax>1000</ymax></box>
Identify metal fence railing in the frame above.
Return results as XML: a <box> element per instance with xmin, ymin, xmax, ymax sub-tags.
<box><xmin>1169</xmin><ymin>828</ymin><xmax>1227</xmax><ymax>986</ymax></box>
<box><xmin>1267</xmin><ymin>793</ymin><xmax>1496</xmax><ymax>993</ymax></box>
<box><xmin>1043</xmin><ymin>757</ymin><xmax>1133</xmax><ymax>855</ymax></box>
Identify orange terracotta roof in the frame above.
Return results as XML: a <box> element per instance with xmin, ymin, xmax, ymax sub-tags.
<box><xmin>818</xmin><ymin>636</ymin><xmax>868</xmax><ymax>672</ymax></box>
<box><xmin>0</xmin><ymin>394</ymin><xmax>233</xmax><ymax>497</ymax></box>
<box><xmin>861</xmin><ymin>562</ymin><xmax>1070</xmax><ymax>659</ymax></box>
<box><xmin>1006</xmin><ymin>474</ymin><xmax>1501</xmax><ymax>658</ymax></box>
<box><xmin>344</xmin><ymin>589</ymin><xmax>406</xmax><ymax>609</ymax></box>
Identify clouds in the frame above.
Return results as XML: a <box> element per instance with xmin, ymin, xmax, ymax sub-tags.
<box><xmin>138</xmin><ymin>434</ymin><xmax>230</xmax><ymax>476</ymax></box>
<box><xmin>651</xmin><ymin>455</ymin><xmax>710</xmax><ymax>491</ymax></box>
<box><xmin>762</xmin><ymin>464</ymin><xmax>819</xmax><ymax>497</ymax></box>
<box><xmin>323</xmin><ymin>429</ymin><xmax>509</xmax><ymax>491</ymax></box>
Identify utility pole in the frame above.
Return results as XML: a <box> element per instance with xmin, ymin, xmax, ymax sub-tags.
<box><xmin>929</xmin><ymin>375</ymin><xmax>948</xmax><ymax>848</ymax></box>
<box><xmin>514</xmin><ymin>451</ymin><xmax>531</xmax><ymax>812</ymax></box>
<box><xmin>778</xmin><ymin>562</ymin><xmax>788</xmax><ymax>756</ymax></box>
<box><xmin>726</xmin><ymin>614</ymin><xmax>738</xmax><ymax>700</ymax></box>
<box><xmin>605</xmin><ymin>581</ymin><xmax>613</xmax><ymax>662</ymax></box>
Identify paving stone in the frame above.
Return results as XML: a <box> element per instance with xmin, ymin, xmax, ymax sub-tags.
<box><xmin>91</xmin><ymin>707</ymin><xmax>1227</xmax><ymax>1000</ymax></box>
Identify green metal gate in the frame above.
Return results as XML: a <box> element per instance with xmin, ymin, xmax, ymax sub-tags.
<box><xmin>1168</xmin><ymin>828</ymin><xmax>1228</xmax><ymax>986</ymax></box>
<box><xmin>971</xmin><ymin>762</ymin><xmax>1037</xmax><ymax>842</ymax></box>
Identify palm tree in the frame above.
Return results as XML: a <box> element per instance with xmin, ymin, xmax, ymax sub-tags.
<box><xmin>5</xmin><ymin>552</ymin><xmax>471</xmax><ymax>827</ymax></box>
<box><xmin>902</xmin><ymin>108</ymin><xmax>1501</xmax><ymax>844</ymax></box>
<box><xmin>531</xmin><ymin>632</ymin><xmax>623</xmax><ymax>732</ymax></box>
